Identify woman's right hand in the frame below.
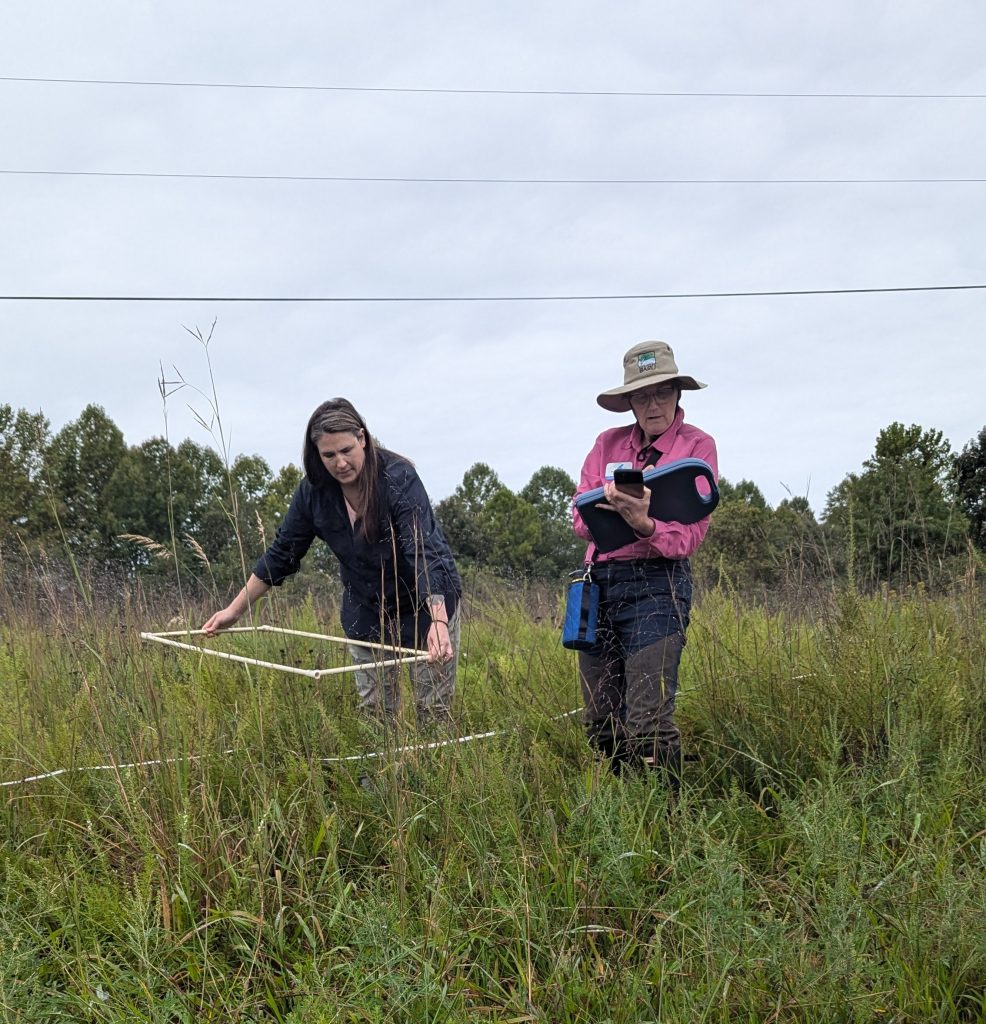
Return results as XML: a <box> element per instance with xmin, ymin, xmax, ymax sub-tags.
<box><xmin>602</xmin><ymin>480</ymin><xmax>655</xmax><ymax>537</ymax></box>
<box><xmin>200</xmin><ymin>577</ymin><xmax>269</xmax><ymax>636</ymax></box>
<box><xmin>201</xmin><ymin>606</ymin><xmax>241</xmax><ymax>636</ymax></box>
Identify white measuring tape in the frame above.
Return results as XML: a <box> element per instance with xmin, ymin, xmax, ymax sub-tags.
<box><xmin>0</xmin><ymin>711</ymin><xmax>583</xmax><ymax>788</ymax></box>
<box><xmin>0</xmin><ymin>750</ymin><xmax>237</xmax><ymax>788</ymax></box>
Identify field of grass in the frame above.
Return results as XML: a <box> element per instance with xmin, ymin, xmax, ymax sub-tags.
<box><xmin>0</xmin><ymin>570</ymin><xmax>984</xmax><ymax>1022</ymax></box>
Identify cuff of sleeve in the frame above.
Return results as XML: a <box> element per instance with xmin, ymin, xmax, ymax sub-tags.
<box><xmin>633</xmin><ymin>518</ymin><xmax>656</xmax><ymax>539</ymax></box>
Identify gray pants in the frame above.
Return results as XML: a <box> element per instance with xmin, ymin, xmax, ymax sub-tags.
<box><xmin>347</xmin><ymin>610</ymin><xmax>460</xmax><ymax>724</ymax></box>
<box><xmin>579</xmin><ymin>631</ymin><xmax>683</xmax><ymax>758</ymax></box>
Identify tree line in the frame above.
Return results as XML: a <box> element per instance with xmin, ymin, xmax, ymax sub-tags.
<box><xmin>2</xmin><ymin>401</ymin><xmax>984</xmax><ymax>594</ymax></box>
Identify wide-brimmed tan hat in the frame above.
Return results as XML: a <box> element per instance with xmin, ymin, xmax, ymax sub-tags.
<box><xmin>596</xmin><ymin>340</ymin><xmax>707</xmax><ymax>413</ymax></box>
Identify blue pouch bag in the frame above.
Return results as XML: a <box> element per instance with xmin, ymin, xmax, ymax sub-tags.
<box><xmin>562</xmin><ymin>566</ymin><xmax>600</xmax><ymax>650</ymax></box>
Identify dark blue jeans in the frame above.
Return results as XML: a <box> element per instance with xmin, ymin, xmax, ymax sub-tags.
<box><xmin>578</xmin><ymin>558</ymin><xmax>692</xmax><ymax>757</ymax></box>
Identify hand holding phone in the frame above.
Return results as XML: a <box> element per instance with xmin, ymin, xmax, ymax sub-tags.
<box><xmin>613</xmin><ymin>468</ymin><xmax>644</xmax><ymax>498</ymax></box>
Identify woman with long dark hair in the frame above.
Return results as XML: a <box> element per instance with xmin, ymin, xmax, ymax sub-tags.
<box><xmin>202</xmin><ymin>398</ymin><xmax>461</xmax><ymax>723</ymax></box>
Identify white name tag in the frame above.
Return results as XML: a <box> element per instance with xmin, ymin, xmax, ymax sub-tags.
<box><xmin>604</xmin><ymin>461</ymin><xmax>633</xmax><ymax>480</ymax></box>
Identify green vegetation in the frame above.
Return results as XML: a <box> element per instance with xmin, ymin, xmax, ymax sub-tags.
<box><xmin>0</xmin><ymin>567</ymin><xmax>983</xmax><ymax>1022</ymax></box>
<box><xmin>2</xmin><ymin>393</ymin><xmax>983</xmax><ymax>592</ymax></box>
<box><xmin>2</xmin><ymin>343</ymin><xmax>984</xmax><ymax>1018</ymax></box>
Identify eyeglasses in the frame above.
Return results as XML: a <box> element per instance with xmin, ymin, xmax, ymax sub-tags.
<box><xmin>629</xmin><ymin>383</ymin><xmax>679</xmax><ymax>407</ymax></box>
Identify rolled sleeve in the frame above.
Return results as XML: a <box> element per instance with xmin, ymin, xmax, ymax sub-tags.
<box><xmin>636</xmin><ymin>435</ymin><xmax>718</xmax><ymax>560</ymax></box>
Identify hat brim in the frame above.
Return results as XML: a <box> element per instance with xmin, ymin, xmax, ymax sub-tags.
<box><xmin>596</xmin><ymin>374</ymin><xmax>707</xmax><ymax>413</ymax></box>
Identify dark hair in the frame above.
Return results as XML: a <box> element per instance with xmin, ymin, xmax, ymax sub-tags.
<box><xmin>303</xmin><ymin>398</ymin><xmax>384</xmax><ymax>542</ymax></box>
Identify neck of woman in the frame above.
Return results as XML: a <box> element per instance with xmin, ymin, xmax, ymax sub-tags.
<box><xmin>341</xmin><ymin>479</ymin><xmax>362</xmax><ymax>504</ymax></box>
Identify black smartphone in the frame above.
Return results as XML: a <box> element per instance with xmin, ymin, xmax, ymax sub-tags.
<box><xmin>613</xmin><ymin>468</ymin><xmax>644</xmax><ymax>497</ymax></box>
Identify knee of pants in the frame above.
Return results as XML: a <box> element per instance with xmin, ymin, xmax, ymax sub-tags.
<box><xmin>578</xmin><ymin>651</ymin><xmax>624</xmax><ymax>711</ymax></box>
<box><xmin>410</xmin><ymin>654</ymin><xmax>457</xmax><ymax>713</ymax></box>
<box><xmin>353</xmin><ymin>662</ymin><xmax>400</xmax><ymax>714</ymax></box>
<box><xmin>622</xmin><ymin>633</ymin><xmax>684</xmax><ymax>739</ymax></box>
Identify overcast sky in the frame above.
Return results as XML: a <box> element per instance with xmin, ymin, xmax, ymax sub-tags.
<box><xmin>2</xmin><ymin>2</ymin><xmax>985</xmax><ymax>518</ymax></box>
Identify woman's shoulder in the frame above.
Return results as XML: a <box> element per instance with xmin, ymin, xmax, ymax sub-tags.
<box><xmin>378</xmin><ymin>449</ymin><xmax>421</xmax><ymax>491</ymax></box>
<box><xmin>677</xmin><ymin>419</ymin><xmax>717</xmax><ymax>446</ymax></box>
<box><xmin>593</xmin><ymin>422</ymin><xmax>635</xmax><ymax>444</ymax></box>
<box><xmin>294</xmin><ymin>474</ymin><xmax>347</xmax><ymax>516</ymax></box>
<box><xmin>288</xmin><ymin>475</ymin><xmax>333</xmax><ymax>518</ymax></box>
<box><xmin>588</xmin><ymin>422</ymin><xmax>636</xmax><ymax>453</ymax></box>
<box><xmin>379</xmin><ymin>448</ymin><xmax>416</xmax><ymax>474</ymax></box>
<box><xmin>293</xmin><ymin>475</ymin><xmax>324</xmax><ymax>504</ymax></box>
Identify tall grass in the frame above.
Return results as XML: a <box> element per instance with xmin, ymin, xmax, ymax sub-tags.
<box><xmin>0</xmin><ymin>569</ymin><xmax>984</xmax><ymax>1022</ymax></box>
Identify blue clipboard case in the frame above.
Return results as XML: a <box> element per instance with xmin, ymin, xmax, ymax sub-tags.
<box><xmin>574</xmin><ymin>457</ymin><xmax>719</xmax><ymax>554</ymax></box>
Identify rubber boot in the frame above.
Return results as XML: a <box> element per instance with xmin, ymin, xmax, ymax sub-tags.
<box><xmin>634</xmin><ymin>741</ymin><xmax>682</xmax><ymax>801</ymax></box>
<box><xmin>653</xmin><ymin>744</ymin><xmax>683</xmax><ymax>802</ymax></box>
<box><xmin>595</xmin><ymin>736</ymin><xmax>629</xmax><ymax>777</ymax></box>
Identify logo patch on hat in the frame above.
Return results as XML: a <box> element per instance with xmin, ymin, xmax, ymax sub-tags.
<box><xmin>636</xmin><ymin>351</ymin><xmax>656</xmax><ymax>374</ymax></box>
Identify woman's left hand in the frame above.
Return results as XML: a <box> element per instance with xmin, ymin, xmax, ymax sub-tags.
<box><xmin>602</xmin><ymin>481</ymin><xmax>655</xmax><ymax>537</ymax></box>
<box><xmin>426</xmin><ymin>620</ymin><xmax>454</xmax><ymax>663</ymax></box>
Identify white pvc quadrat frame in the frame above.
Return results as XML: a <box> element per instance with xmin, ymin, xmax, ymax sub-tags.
<box><xmin>139</xmin><ymin>624</ymin><xmax>431</xmax><ymax>679</ymax></box>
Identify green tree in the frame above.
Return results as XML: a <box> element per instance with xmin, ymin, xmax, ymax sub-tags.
<box><xmin>694</xmin><ymin>477</ymin><xmax>780</xmax><ymax>590</ymax></box>
<box><xmin>717</xmin><ymin>478</ymin><xmax>769</xmax><ymax>509</ymax></box>
<box><xmin>173</xmin><ymin>439</ymin><xmax>228</xmax><ymax>558</ymax></box>
<box><xmin>105</xmin><ymin>437</ymin><xmax>185</xmax><ymax>571</ymax></box>
<box><xmin>43</xmin><ymin>405</ymin><xmax>127</xmax><ymax>562</ymax></box>
<box><xmin>954</xmin><ymin>426</ymin><xmax>986</xmax><ymax>552</ymax></box>
<box><xmin>435</xmin><ymin>463</ymin><xmax>505</xmax><ymax>564</ymax></box>
<box><xmin>209</xmin><ymin>453</ymin><xmax>276</xmax><ymax>582</ymax></box>
<box><xmin>227</xmin><ymin>453</ymin><xmax>274</xmax><ymax>543</ymax></box>
<box><xmin>824</xmin><ymin>422</ymin><xmax>967</xmax><ymax>587</ymax></box>
<box><xmin>437</xmin><ymin>463</ymin><xmax>580</xmax><ymax>578</ymax></box>
<box><xmin>256</xmin><ymin>462</ymin><xmax>304</xmax><ymax>545</ymax></box>
<box><xmin>0</xmin><ymin>405</ymin><xmax>50</xmax><ymax>549</ymax></box>
<box><xmin>520</xmin><ymin>465</ymin><xmax>583</xmax><ymax>577</ymax></box>
<box><xmin>483</xmin><ymin>488</ymin><xmax>541</xmax><ymax>576</ymax></box>
<box><xmin>772</xmin><ymin>496</ymin><xmax>830</xmax><ymax>585</ymax></box>
<box><xmin>106</xmin><ymin>436</ymin><xmax>229</xmax><ymax>580</ymax></box>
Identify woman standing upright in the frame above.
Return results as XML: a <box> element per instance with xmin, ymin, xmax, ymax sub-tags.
<box><xmin>203</xmin><ymin>398</ymin><xmax>461</xmax><ymax>725</ymax></box>
<box><xmin>573</xmin><ymin>341</ymin><xmax>717</xmax><ymax>792</ymax></box>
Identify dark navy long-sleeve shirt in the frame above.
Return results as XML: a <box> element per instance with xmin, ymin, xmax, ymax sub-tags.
<box><xmin>252</xmin><ymin>451</ymin><xmax>461</xmax><ymax>647</ymax></box>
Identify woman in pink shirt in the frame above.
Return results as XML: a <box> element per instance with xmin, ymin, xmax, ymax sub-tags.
<box><xmin>573</xmin><ymin>341</ymin><xmax>718</xmax><ymax>794</ymax></box>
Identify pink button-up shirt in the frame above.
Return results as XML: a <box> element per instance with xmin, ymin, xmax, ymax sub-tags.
<box><xmin>573</xmin><ymin>406</ymin><xmax>719</xmax><ymax>563</ymax></box>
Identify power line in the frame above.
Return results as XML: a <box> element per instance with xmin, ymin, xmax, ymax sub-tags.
<box><xmin>2</xmin><ymin>284</ymin><xmax>984</xmax><ymax>303</ymax></box>
<box><xmin>2</xmin><ymin>74</ymin><xmax>985</xmax><ymax>99</ymax></box>
<box><xmin>3</xmin><ymin>168</ymin><xmax>983</xmax><ymax>186</ymax></box>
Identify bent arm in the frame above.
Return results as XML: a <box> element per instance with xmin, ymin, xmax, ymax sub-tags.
<box><xmin>252</xmin><ymin>480</ymin><xmax>318</xmax><ymax>586</ymax></box>
<box><xmin>631</xmin><ymin>435</ymin><xmax>719</xmax><ymax>560</ymax></box>
<box><xmin>390</xmin><ymin>468</ymin><xmax>459</xmax><ymax>609</ymax></box>
<box><xmin>389</xmin><ymin>465</ymin><xmax>459</xmax><ymax>661</ymax></box>
<box><xmin>202</xmin><ymin>481</ymin><xmax>318</xmax><ymax>634</ymax></box>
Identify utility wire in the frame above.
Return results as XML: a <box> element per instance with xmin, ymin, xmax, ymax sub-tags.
<box><xmin>2</xmin><ymin>75</ymin><xmax>985</xmax><ymax>99</ymax></box>
<box><xmin>2</xmin><ymin>284</ymin><xmax>984</xmax><ymax>303</ymax></box>
<box><xmin>3</xmin><ymin>168</ymin><xmax>983</xmax><ymax>186</ymax></box>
